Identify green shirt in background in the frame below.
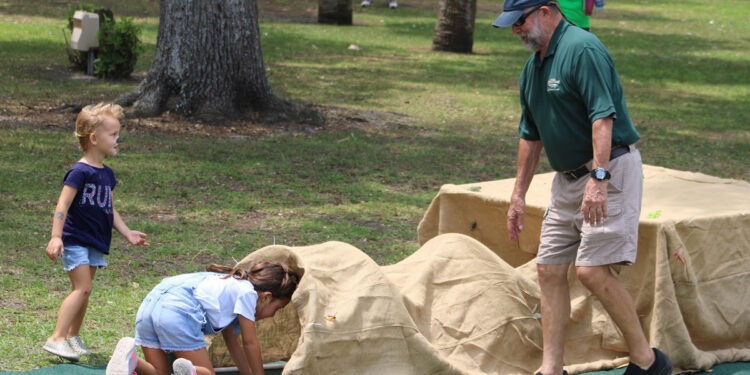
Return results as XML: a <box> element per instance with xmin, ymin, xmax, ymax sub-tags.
<box><xmin>517</xmin><ymin>20</ymin><xmax>640</xmax><ymax>172</ymax></box>
<box><xmin>558</xmin><ymin>0</ymin><xmax>590</xmax><ymax>29</ymax></box>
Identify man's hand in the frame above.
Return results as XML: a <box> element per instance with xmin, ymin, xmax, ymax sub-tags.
<box><xmin>581</xmin><ymin>178</ymin><xmax>608</xmax><ymax>226</ymax></box>
<box><xmin>125</xmin><ymin>230</ymin><xmax>150</xmax><ymax>246</ymax></box>
<box><xmin>507</xmin><ymin>196</ymin><xmax>526</xmax><ymax>241</ymax></box>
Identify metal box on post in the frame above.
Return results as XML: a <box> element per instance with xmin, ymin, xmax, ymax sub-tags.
<box><xmin>70</xmin><ymin>11</ymin><xmax>99</xmax><ymax>75</ymax></box>
<box><xmin>70</xmin><ymin>11</ymin><xmax>99</xmax><ymax>51</ymax></box>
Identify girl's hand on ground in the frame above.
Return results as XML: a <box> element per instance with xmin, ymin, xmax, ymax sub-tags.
<box><xmin>126</xmin><ymin>231</ymin><xmax>150</xmax><ymax>247</ymax></box>
<box><xmin>46</xmin><ymin>238</ymin><xmax>63</xmax><ymax>260</ymax></box>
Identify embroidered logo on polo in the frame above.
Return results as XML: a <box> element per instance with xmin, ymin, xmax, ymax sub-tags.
<box><xmin>547</xmin><ymin>78</ymin><xmax>561</xmax><ymax>92</ymax></box>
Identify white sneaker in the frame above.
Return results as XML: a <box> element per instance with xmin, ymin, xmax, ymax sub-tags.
<box><xmin>389</xmin><ymin>0</ymin><xmax>398</xmax><ymax>8</ymax></box>
<box><xmin>173</xmin><ymin>358</ymin><xmax>198</xmax><ymax>375</ymax></box>
<box><xmin>105</xmin><ymin>337</ymin><xmax>138</xmax><ymax>375</ymax></box>
<box><xmin>67</xmin><ymin>336</ymin><xmax>92</xmax><ymax>356</ymax></box>
<box><xmin>361</xmin><ymin>0</ymin><xmax>372</xmax><ymax>6</ymax></box>
<box><xmin>43</xmin><ymin>340</ymin><xmax>80</xmax><ymax>362</ymax></box>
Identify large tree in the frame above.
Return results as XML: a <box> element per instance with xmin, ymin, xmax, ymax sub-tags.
<box><xmin>117</xmin><ymin>0</ymin><xmax>323</xmax><ymax>124</ymax></box>
<box><xmin>432</xmin><ymin>0</ymin><xmax>477</xmax><ymax>53</ymax></box>
<box><xmin>318</xmin><ymin>0</ymin><xmax>352</xmax><ymax>25</ymax></box>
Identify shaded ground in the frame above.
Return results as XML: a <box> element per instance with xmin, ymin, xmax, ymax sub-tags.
<box><xmin>0</xmin><ymin>0</ymin><xmax>506</xmax><ymax>140</ymax></box>
<box><xmin>0</xmin><ymin>99</ymin><xmax>403</xmax><ymax>138</ymax></box>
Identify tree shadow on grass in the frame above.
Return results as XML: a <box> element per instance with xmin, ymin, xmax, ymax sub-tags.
<box><xmin>0</xmin><ymin>0</ymin><xmax>159</xmax><ymax>18</ymax></box>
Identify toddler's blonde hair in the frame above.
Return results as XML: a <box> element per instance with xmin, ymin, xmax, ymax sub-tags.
<box><xmin>75</xmin><ymin>102</ymin><xmax>124</xmax><ymax>151</ymax></box>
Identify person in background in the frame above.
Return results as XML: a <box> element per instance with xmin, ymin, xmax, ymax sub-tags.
<box><xmin>558</xmin><ymin>0</ymin><xmax>590</xmax><ymax>31</ymax></box>
<box><xmin>361</xmin><ymin>0</ymin><xmax>398</xmax><ymax>9</ymax></box>
<box><xmin>492</xmin><ymin>1</ymin><xmax>673</xmax><ymax>375</ymax></box>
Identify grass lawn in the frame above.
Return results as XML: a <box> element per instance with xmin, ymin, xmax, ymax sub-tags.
<box><xmin>1</xmin><ymin>0</ymin><xmax>748</xmax><ymax>371</ymax></box>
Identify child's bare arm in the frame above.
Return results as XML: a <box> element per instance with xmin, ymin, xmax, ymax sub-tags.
<box><xmin>112</xmin><ymin>194</ymin><xmax>149</xmax><ymax>246</ymax></box>
<box><xmin>238</xmin><ymin>316</ymin><xmax>265</xmax><ymax>375</ymax></box>
<box><xmin>222</xmin><ymin>328</ymin><xmax>252</xmax><ymax>375</ymax></box>
<box><xmin>46</xmin><ymin>185</ymin><xmax>77</xmax><ymax>260</ymax></box>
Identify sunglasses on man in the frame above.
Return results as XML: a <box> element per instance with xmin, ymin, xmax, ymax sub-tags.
<box><xmin>513</xmin><ymin>4</ymin><xmax>545</xmax><ymax>27</ymax></box>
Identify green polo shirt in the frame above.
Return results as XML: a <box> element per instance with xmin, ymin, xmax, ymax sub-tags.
<box><xmin>518</xmin><ymin>19</ymin><xmax>639</xmax><ymax>172</ymax></box>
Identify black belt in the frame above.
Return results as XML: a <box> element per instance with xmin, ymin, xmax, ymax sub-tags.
<box><xmin>561</xmin><ymin>145</ymin><xmax>632</xmax><ymax>180</ymax></box>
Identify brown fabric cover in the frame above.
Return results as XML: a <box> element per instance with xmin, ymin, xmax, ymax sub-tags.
<box><xmin>209</xmin><ymin>235</ymin><xmax>543</xmax><ymax>374</ymax></box>
<box><xmin>207</xmin><ymin>166</ymin><xmax>750</xmax><ymax>374</ymax></box>
<box><xmin>417</xmin><ymin>165</ymin><xmax>750</xmax><ymax>372</ymax></box>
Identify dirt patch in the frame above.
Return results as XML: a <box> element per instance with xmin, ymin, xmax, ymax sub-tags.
<box><xmin>0</xmin><ymin>100</ymin><xmax>418</xmax><ymax>142</ymax></box>
<box><xmin>1</xmin><ymin>1</ymin><xmax>424</xmax><ymax>139</ymax></box>
<box><xmin>0</xmin><ymin>264</ymin><xmax>25</xmax><ymax>277</ymax></box>
<box><xmin>0</xmin><ymin>296</ymin><xmax>25</xmax><ymax>310</ymax></box>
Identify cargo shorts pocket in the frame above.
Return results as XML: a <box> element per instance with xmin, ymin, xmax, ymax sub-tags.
<box><xmin>581</xmin><ymin>202</ymin><xmax>624</xmax><ymax>240</ymax></box>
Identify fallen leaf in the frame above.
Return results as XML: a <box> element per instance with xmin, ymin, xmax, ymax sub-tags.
<box><xmin>646</xmin><ymin>209</ymin><xmax>661</xmax><ymax>219</ymax></box>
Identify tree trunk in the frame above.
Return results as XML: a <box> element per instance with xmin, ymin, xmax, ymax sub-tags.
<box><xmin>432</xmin><ymin>0</ymin><xmax>477</xmax><ymax>53</ymax></box>
<box><xmin>318</xmin><ymin>0</ymin><xmax>352</xmax><ymax>25</ymax></box>
<box><xmin>117</xmin><ymin>0</ymin><xmax>323</xmax><ymax>125</ymax></box>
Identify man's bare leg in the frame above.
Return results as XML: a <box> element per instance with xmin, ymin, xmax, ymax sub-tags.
<box><xmin>538</xmin><ymin>263</ymin><xmax>572</xmax><ymax>375</ymax></box>
<box><xmin>576</xmin><ymin>265</ymin><xmax>654</xmax><ymax>368</ymax></box>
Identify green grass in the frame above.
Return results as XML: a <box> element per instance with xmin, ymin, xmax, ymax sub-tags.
<box><xmin>1</xmin><ymin>0</ymin><xmax>749</xmax><ymax>371</ymax></box>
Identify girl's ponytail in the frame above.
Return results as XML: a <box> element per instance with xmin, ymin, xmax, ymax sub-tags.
<box><xmin>206</xmin><ymin>263</ymin><xmax>247</xmax><ymax>280</ymax></box>
<box><xmin>247</xmin><ymin>262</ymin><xmax>299</xmax><ymax>299</ymax></box>
<box><xmin>206</xmin><ymin>261</ymin><xmax>300</xmax><ymax>299</ymax></box>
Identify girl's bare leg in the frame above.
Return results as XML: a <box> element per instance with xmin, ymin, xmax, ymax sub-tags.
<box><xmin>49</xmin><ymin>265</ymin><xmax>93</xmax><ymax>342</ymax></box>
<box><xmin>135</xmin><ymin>347</ymin><xmax>172</xmax><ymax>375</ymax></box>
<box><xmin>67</xmin><ymin>265</ymin><xmax>97</xmax><ymax>338</ymax></box>
<box><xmin>175</xmin><ymin>347</ymin><xmax>216</xmax><ymax>375</ymax></box>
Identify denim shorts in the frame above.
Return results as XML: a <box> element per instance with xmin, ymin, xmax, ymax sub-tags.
<box><xmin>134</xmin><ymin>273</ymin><xmax>220</xmax><ymax>352</ymax></box>
<box><xmin>62</xmin><ymin>245</ymin><xmax>107</xmax><ymax>272</ymax></box>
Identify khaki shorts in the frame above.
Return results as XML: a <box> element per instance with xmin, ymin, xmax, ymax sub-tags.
<box><xmin>536</xmin><ymin>148</ymin><xmax>643</xmax><ymax>266</ymax></box>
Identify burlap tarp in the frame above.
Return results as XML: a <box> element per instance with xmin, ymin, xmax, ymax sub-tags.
<box><xmin>207</xmin><ymin>234</ymin><xmax>543</xmax><ymax>374</ymax></box>
<box><xmin>206</xmin><ymin>165</ymin><xmax>750</xmax><ymax>374</ymax></box>
<box><xmin>417</xmin><ymin>165</ymin><xmax>750</xmax><ymax>372</ymax></box>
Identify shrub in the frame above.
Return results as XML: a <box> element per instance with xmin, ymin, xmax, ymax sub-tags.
<box><xmin>63</xmin><ymin>5</ymin><xmax>142</xmax><ymax>79</ymax></box>
<box><xmin>93</xmin><ymin>16</ymin><xmax>143</xmax><ymax>79</ymax></box>
<box><xmin>64</xmin><ymin>4</ymin><xmax>113</xmax><ymax>72</ymax></box>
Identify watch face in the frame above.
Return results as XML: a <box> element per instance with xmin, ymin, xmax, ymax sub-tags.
<box><xmin>596</xmin><ymin>169</ymin><xmax>606</xmax><ymax>179</ymax></box>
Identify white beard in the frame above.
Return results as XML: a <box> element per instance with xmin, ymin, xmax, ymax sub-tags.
<box><xmin>521</xmin><ymin>21</ymin><xmax>545</xmax><ymax>51</ymax></box>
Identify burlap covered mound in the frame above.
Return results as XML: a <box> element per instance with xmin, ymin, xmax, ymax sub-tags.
<box><xmin>417</xmin><ymin>165</ymin><xmax>750</xmax><ymax>373</ymax></box>
<box><xmin>207</xmin><ymin>233</ymin><xmax>544</xmax><ymax>374</ymax></box>
<box><xmin>207</xmin><ymin>166</ymin><xmax>750</xmax><ymax>374</ymax></box>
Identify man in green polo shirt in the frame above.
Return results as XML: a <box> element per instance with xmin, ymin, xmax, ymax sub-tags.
<box><xmin>492</xmin><ymin>1</ymin><xmax>673</xmax><ymax>375</ymax></box>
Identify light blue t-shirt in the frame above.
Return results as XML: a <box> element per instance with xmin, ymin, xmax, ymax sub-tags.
<box><xmin>194</xmin><ymin>273</ymin><xmax>258</xmax><ymax>331</ymax></box>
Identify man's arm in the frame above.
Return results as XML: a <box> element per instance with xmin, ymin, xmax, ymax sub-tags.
<box><xmin>507</xmin><ymin>139</ymin><xmax>543</xmax><ymax>241</ymax></box>
<box><xmin>581</xmin><ymin>115</ymin><xmax>613</xmax><ymax>226</ymax></box>
<box><xmin>591</xmin><ymin>115</ymin><xmax>613</xmax><ymax>172</ymax></box>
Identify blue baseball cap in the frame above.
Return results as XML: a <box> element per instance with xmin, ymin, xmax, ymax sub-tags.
<box><xmin>492</xmin><ymin>0</ymin><xmax>551</xmax><ymax>28</ymax></box>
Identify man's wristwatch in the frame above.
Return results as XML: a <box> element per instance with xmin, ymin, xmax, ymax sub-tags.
<box><xmin>590</xmin><ymin>167</ymin><xmax>611</xmax><ymax>181</ymax></box>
